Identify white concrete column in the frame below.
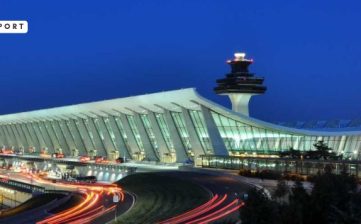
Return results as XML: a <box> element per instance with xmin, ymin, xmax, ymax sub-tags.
<box><xmin>337</xmin><ymin>135</ymin><xmax>347</xmax><ymax>155</ymax></box>
<box><xmin>200</xmin><ymin>106</ymin><xmax>228</xmax><ymax>156</ymax></box>
<box><xmin>294</xmin><ymin>136</ymin><xmax>300</xmax><ymax>150</ymax></box>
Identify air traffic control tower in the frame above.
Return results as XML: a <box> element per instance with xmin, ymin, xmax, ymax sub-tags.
<box><xmin>214</xmin><ymin>53</ymin><xmax>267</xmax><ymax>116</ymax></box>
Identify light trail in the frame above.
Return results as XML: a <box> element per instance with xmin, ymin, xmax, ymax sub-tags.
<box><xmin>36</xmin><ymin>186</ymin><xmax>123</xmax><ymax>224</ymax></box>
<box><xmin>67</xmin><ymin>204</ymin><xmax>105</xmax><ymax>221</ymax></box>
<box><xmin>37</xmin><ymin>191</ymin><xmax>99</xmax><ymax>224</ymax></box>
<box><xmin>158</xmin><ymin>194</ymin><xmax>220</xmax><ymax>224</ymax></box>
<box><xmin>159</xmin><ymin>194</ymin><xmax>244</xmax><ymax>224</ymax></box>
<box><xmin>2</xmin><ymin>167</ymin><xmax>242</xmax><ymax>223</ymax></box>
<box><xmin>50</xmin><ymin>192</ymin><xmax>99</xmax><ymax>223</ymax></box>
<box><xmin>185</xmin><ymin>199</ymin><xmax>242</xmax><ymax>224</ymax></box>
<box><xmin>197</xmin><ymin>202</ymin><xmax>245</xmax><ymax>224</ymax></box>
<box><xmin>160</xmin><ymin>194</ymin><xmax>227</xmax><ymax>224</ymax></box>
<box><xmin>68</xmin><ymin>204</ymin><xmax>117</xmax><ymax>224</ymax></box>
<box><xmin>0</xmin><ymin>170</ymin><xmax>125</xmax><ymax>224</ymax></box>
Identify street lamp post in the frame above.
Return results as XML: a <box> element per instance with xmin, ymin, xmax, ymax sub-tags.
<box><xmin>113</xmin><ymin>193</ymin><xmax>120</xmax><ymax>222</ymax></box>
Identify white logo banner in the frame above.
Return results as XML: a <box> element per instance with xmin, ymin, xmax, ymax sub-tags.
<box><xmin>0</xmin><ymin>21</ymin><xmax>28</xmax><ymax>33</ymax></box>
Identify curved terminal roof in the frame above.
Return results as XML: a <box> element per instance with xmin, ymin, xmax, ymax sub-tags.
<box><xmin>0</xmin><ymin>88</ymin><xmax>360</xmax><ymax>137</ymax></box>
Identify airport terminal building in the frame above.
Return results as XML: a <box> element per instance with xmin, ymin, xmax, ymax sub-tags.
<box><xmin>1</xmin><ymin>53</ymin><xmax>361</xmax><ymax>163</ymax></box>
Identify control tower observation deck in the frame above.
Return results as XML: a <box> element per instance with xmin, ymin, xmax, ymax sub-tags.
<box><xmin>214</xmin><ymin>53</ymin><xmax>267</xmax><ymax>116</ymax></box>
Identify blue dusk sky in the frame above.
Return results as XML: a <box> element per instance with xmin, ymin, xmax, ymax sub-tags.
<box><xmin>1</xmin><ymin>0</ymin><xmax>361</xmax><ymax>122</ymax></box>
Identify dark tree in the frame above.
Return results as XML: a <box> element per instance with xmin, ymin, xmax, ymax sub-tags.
<box><xmin>240</xmin><ymin>172</ymin><xmax>361</xmax><ymax>224</ymax></box>
<box><xmin>284</xmin><ymin>180</ymin><xmax>312</xmax><ymax>224</ymax></box>
<box><xmin>309</xmin><ymin>171</ymin><xmax>360</xmax><ymax>223</ymax></box>
<box><xmin>240</xmin><ymin>188</ymin><xmax>279</xmax><ymax>224</ymax></box>
<box><xmin>313</xmin><ymin>140</ymin><xmax>336</xmax><ymax>160</ymax></box>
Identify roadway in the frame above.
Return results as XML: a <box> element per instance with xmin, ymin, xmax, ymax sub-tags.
<box><xmin>155</xmin><ymin>171</ymin><xmax>250</xmax><ymax>223</ymax></box>
<box><xmin>0</xmin><ymin>155</ymin><xmax>254</xmax><ymax>223</ymax></box>
<box><xmin>0</xmin><ymin>169</ymin><xmax>134</xmax><ymax>224</ymax></box>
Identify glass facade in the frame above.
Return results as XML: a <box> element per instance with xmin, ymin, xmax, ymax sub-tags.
<box><xmin>189</xmin><ymin>110</ymin><xmax>210</xmax><ymax>153</ymax></box>
<box><xmin>211</xmin><ymin>110</ymin><xmax>359</xmax><ymax>159</ymax></box>
<box><xmin>83</xmin><ymin>119</ymin><xmax>96</xmax><ymax>149</ymax></box>
<box><xmin>74</xmin><ymin>119</ymin><xmax>94</xmax><ymax>152</ymax></box>
<box><xmin>171</xmin><ymin>112</ymin><xmax>192</xmax><ymax>151</ymax></box>
<box><xmin>103</xmin><ymin>118</ymin><xmax>118</xmax><ymax>149</ymax></box>
<box><xmin>140</xmin><ymin>114</ymin><xmax>159</xmax><ymax>154</ymax></box>
<box><xmin>211</xmin><ymin>111</ymin><xmax>297</xmax><ymax>153</ymax></box>
<box><xmin>93</xmin><ymin>118</ymin><xmax>105</xmax><ymax>141</ymax></box>
<box><xmin>126</xmin><ymin>115</ymin><xmax>144</xmax><ymax>152</ymax></box>
<box><xmin>201</xmin><ymin>155</ymin><xmax>361</xmax><ymax>178</ymax></box>
<box><xmin>155</xmin><ymin>113</ymin><xmax>174</xmax><ymax>152</ymax></box>
<box><xmin>65</xmin><ymin>120</ymin><xmax>78</xmax><ymax>149</ymax></box>
<box><xmin>114</xmin><ymin>117</ymin><xmax>129</xmax><ymax>145</ymax></box>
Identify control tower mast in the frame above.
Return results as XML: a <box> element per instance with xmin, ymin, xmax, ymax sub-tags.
<box><xmin>214</xmin><ymin>53</ymin><xmax>267</xmax><ymax>116</ymax></box>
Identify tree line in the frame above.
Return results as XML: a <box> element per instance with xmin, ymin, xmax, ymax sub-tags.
<box><xmin>240</xmin><ymin>168</ymin><xmax>361</xmax><ymax>224</ymax></box>
<box><xmin>279</xmin><ymin>140</ymin><xmax>343</xmax><ymax>160</ymax></box>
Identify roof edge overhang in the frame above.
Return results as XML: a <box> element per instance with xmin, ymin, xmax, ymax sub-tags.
<box><xmin>0</xmin><ymin>87</ymin><xmax>360</xmax><ymax>137</ymax></box>
<box><xmin>0</xmin><ymin>88</ymin><xmax>200</xmax><ymax>123</ymax></box>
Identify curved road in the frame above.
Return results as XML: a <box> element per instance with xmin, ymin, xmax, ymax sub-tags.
<box><xmin>155</xmin><ymin>171</ymin><xmax>251</xmax><ymax>223</ymax></box>
<box><xmin>1</xmin><ymin>169</ymin><xmax>250</xmax><ymax>223</ymax></box>
<box><xmin>0</xmin><ymin>170</ymin><xmax>134</xmax><ymax>224</ymax></box>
